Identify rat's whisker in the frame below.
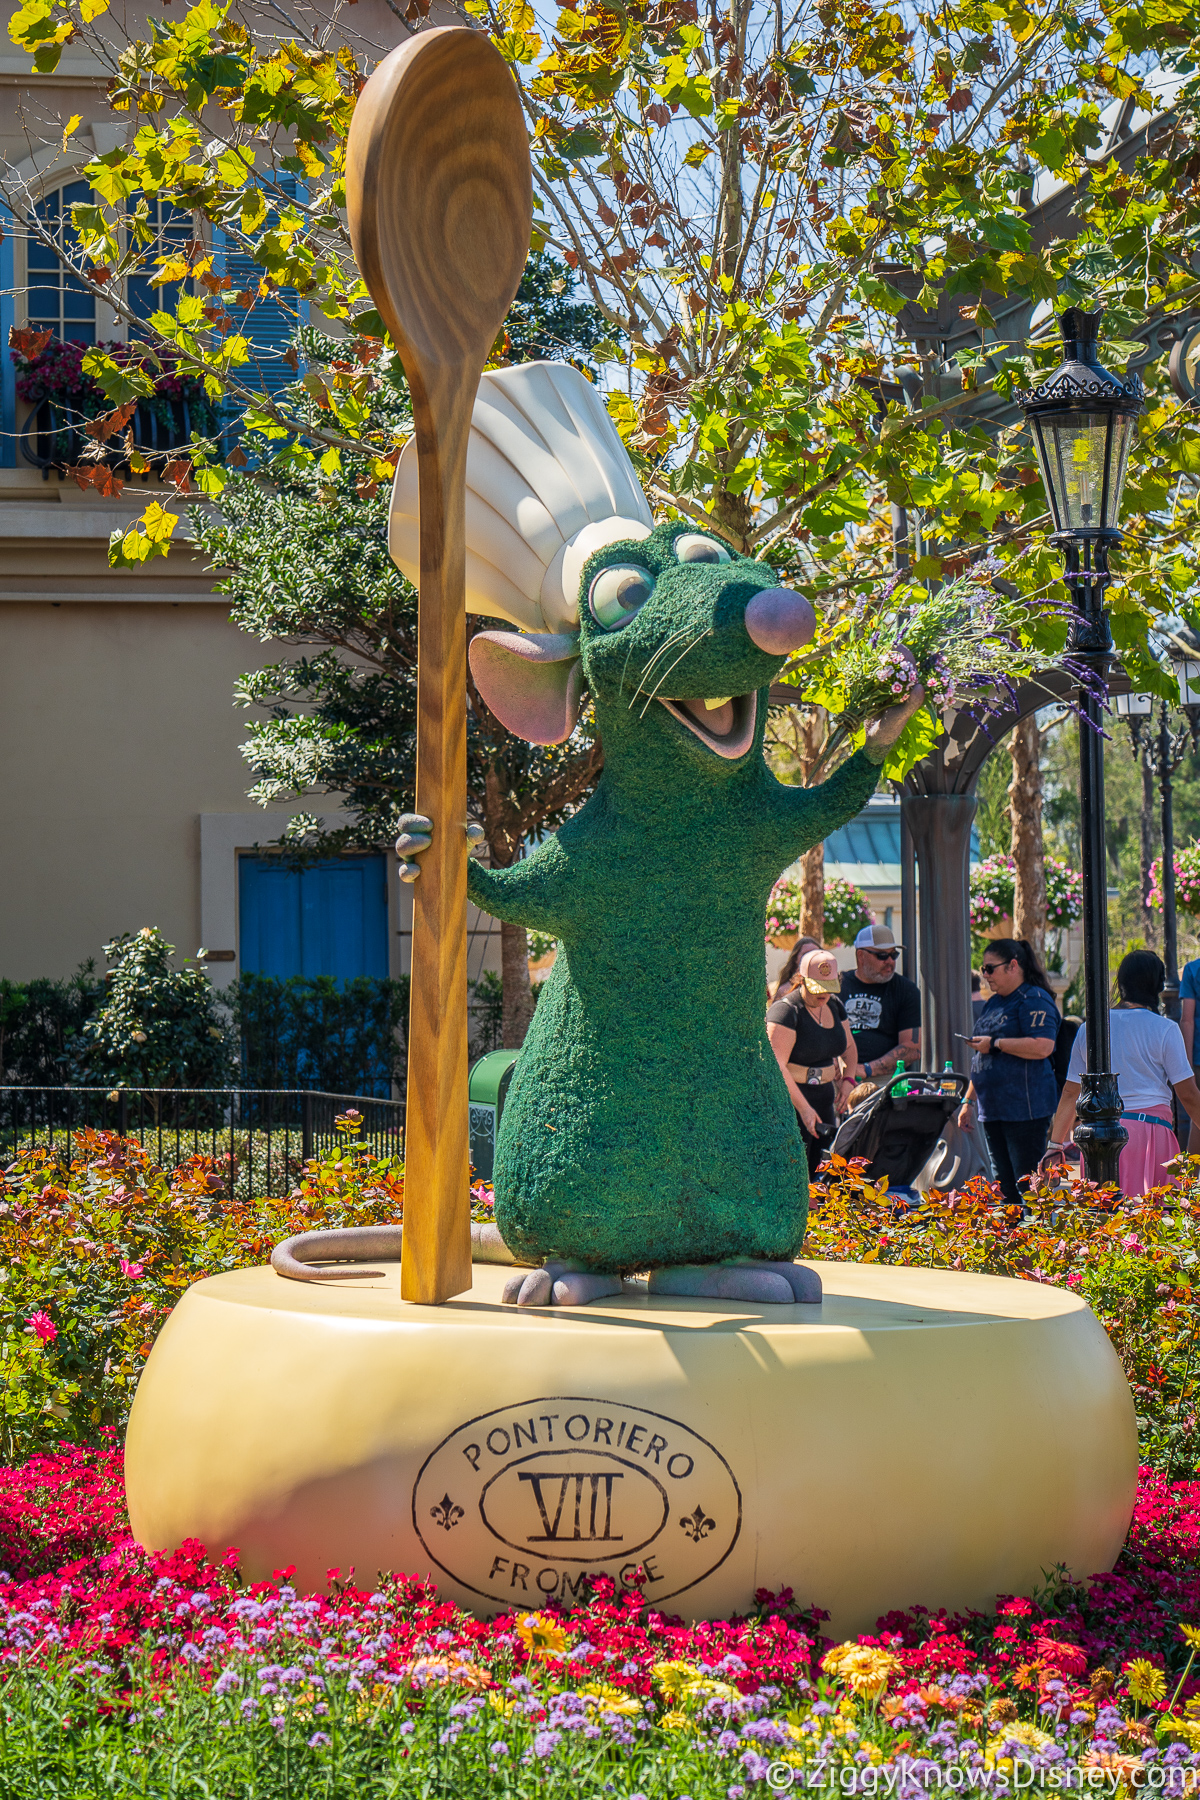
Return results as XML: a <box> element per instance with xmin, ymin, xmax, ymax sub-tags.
<box><xmin>638</xmin><ymin>628</ymin><xmax>713</xmax><ymax>718</ymax></box>
<box><xmin>628</xmin><ymin>627</ymin><xmax>693</xmax><ymax>701</ymax></box>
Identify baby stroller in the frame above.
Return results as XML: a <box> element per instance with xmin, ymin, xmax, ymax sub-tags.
<box><xmin>828</xmin><ymin>1069</ymin><xmax>974</xmax><ymax>1201</ymax></box>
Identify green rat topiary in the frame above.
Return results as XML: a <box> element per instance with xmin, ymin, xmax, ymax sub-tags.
<box><xmin>397</xmin><ymin>520</ymin><xmax>922</xmax><ymax>1307</ymax></box>
<box><xmin>272</xmin><ymin>361</ymin><xmax>921</xmax><ymax>1305</ymax></box>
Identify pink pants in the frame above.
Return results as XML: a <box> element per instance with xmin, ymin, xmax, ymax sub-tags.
<box><xmin>1116</xmin><ymin>1114</ymin><xmax>1180</xmax><ymax>1197</ymax></box>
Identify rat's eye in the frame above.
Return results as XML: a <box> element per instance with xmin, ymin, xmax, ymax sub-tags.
<box><xmin>674</xmin><ymin>534</ymin><xmax>731</xmax><ymax>565</ymax></box>
<box><xmin>588</xmin><ymin>563</ymin><xmax>655</xmax><ymax>630</ymax></box>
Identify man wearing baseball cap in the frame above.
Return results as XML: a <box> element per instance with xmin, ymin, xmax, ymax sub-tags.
<box><xmin>839</xmin><ymin>924</ymin><xmax>922</xmax><ymax>1081</ymax></box>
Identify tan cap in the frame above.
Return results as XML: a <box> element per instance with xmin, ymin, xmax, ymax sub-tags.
<box><xmin>854</xmin><ymin>924</ymin><xmax>904</xmax><ymax>952</ymax></box>
<box><xmin>799</xmin><ymin>948</ymin><xmax>842</xmax><ymax>994</ymax></box>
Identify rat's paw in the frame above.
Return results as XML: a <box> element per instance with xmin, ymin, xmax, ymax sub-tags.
<box><xmin>649</xmin><ymin>1261</ymin><xmax>802</xmax><ymax>1304</ymax></box>
<box><xmin>864</xmin><ymin>648</ymin><xmax>926</xmax><ymax>763</ymax></box>
<box><xmin>395</xmin><ymin>816</ymin><xmax>485</xmax><ymax>882</ymax></box>
<box><xmin>500</xmin><ymin>1261</ymin><xmax>624</xmax><ymax>1307</ymax></box>
<box><xmin>395</xmin><ymin>812</ymin><xmax>433</xmax><ymax>883</ymax></box>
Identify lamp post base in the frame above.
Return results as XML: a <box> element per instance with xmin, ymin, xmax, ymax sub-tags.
<box><xmin>1073</xmin><ymin>1070</ymin><xmax>1127</xmax><ymax>1188</ymax></box>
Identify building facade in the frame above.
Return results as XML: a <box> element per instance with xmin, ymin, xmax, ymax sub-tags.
<box><xmin>0</xmin><ymin>5</ymin><xmax>503</xmax><ymax>995</ymax></box>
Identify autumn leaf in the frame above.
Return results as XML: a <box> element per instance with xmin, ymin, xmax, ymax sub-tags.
<box><xmin>8</xmin><ymin>326</ymin><xmax>52</xmax><ymax>359</ymax></box>
<box><xmin>69</xmin><ymin>463</ymin><xmax>125</xmax><ymax>498</ymax></box>
<box><xmin>163</xmin><ymin>458</ymin><xmax>193</xmax><ymax>494</ymax></box>
<box><xmin>85</xmin><ymin>399</ymin><xmax>138</xmax><ymax>442</ymax></box>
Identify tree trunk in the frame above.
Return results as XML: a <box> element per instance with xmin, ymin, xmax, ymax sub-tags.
<box><xmin>500</xmin><ymin>918</ymin><xmax>534</xmax><ymax>1049</ymax></box>
<box><xmin>478</xmin><ymin>764</ymin><xmax>534</xmax><ymax>1048</ymax></box>
<box><xmin>1007</xmin><ymin>715</ymin><xmax>1046</xmax><ymax>961</ymax></box>
<box><xmin>797</xmin><ymin>704</ymin><xmax>826</xmax><ymax>943</ymax></box>
<box><xmin>1141</xmin><ymin>740</ymin><xmax>1157</xmax><ymax>948</ymax></box>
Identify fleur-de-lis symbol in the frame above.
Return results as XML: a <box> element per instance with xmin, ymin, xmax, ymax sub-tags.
<box><xmin>679</xmin><ymin>1504</ymin><xmax>715</xmax><ymax>1543</ymax></box>
<box><xmin>430</xmin><ymin>1493</ymin><xmax>464</xmax><ymax>1532</ymax></box>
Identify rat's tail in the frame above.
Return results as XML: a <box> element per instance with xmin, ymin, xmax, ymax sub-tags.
<box><xmin>271</xmin><ymin>1225</ymin><xmax>403</xmax><ymax>1282</ymax></box>
<box><xmin>271</xmin><ymin>1221</ymin><xmax>518</xmax><ymax>1281</ymax></box>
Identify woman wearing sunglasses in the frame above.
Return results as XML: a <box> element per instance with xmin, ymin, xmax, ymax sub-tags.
<box><xmin>956</xmin><ymin>938</ymin><xmax>1060</xmax><ymax>1208</ymax></box>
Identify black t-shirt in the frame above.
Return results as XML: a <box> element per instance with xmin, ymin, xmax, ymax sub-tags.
<box><xmin>766</xmin><ymin>993</ymin><xmax>848</xmax><ymax>1070</ymax></box>
<box><xmin>839</xmin><ymin>971</ymin><xmax>921</xmax><ymax>1064</ymax></box>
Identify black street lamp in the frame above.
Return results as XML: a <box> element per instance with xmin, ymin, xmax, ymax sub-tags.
<box><xmin>1019</xmin><ymin>308</ymin><xmax>1143</xmax><ymax>1187</ymax></box>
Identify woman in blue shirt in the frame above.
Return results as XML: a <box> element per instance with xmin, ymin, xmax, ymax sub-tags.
<box><xmin>956</xmin><ymin>938</ymin><xmax>1060</xmax><ymax>1207</ymax></box>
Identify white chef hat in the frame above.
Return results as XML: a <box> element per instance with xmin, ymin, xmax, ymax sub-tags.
<box><xmin>388</xmin><ymin>361</ymin><xmax>653</xmax><ymax>633</ymax></box>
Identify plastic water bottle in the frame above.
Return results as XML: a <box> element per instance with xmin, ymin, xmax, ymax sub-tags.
<box><xmin>893</xmin><ymin>1059</ymin><xmax>909</xmax><ymax>1097</ymax></box>
<box><xmin>940</xmin><ymin>1059</ymin><xmax>957</xmax><ymax>1096</ymax></box>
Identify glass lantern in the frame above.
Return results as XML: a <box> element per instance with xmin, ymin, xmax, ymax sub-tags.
<box><xmin>1020</xmin><ymin>309</ymin><xmax>1143</xmax><ymax>544</ymax></box>
<box><xmin>1110</xmin><ymin>690</ymin><xmax>1153</xmax><ymax>717</ymax></box>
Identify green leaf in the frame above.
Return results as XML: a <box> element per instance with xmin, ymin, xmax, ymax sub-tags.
<box><xmin>82</xmin><ymin>350</ymin><xmax>155</xmax><ymax>405</ymax></box>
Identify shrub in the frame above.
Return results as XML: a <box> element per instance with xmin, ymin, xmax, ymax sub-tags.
<box><xmin>230</xmin><ymin>972</ymin><xmax>408</xmax><ymax>1096</ymax></box>
<box><xmin>81</xmin><ymin>928</ymin><xmax>234</xmax><ymax>1089</ymax></box>
<box><xmin>0</xmin><ymin>965</ymin><xmax>104</xmax><ymax>1084</ymax></box>
<box><xmin>0</xmin><ymin>1116</ymin><xmax>404</xmax><ymax>1461</ymax></box>
<box><xmin>809</xmin><ymin>1156</ymin><xmax>1200</xmax><ymax>1479</ymax></box>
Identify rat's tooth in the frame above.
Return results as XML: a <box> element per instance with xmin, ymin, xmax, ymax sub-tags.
<box><xmin>704</xmin><ymin>696</ymin><xmax>732</xmax><ymax>710</ymax></box>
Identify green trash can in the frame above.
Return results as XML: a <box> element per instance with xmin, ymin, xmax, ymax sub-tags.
<box><xmin>468</xmin><ymin>1048</ymin><xmax>520</xmax><ymax>1181</ymax></box>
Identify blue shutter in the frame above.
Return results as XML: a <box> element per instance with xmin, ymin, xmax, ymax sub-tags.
<box><xmin>239</xmin><ymin>855</ymin><xmax>390</xmax><ymax>980</ymax></box>
<box><xmin>214</xmin><ymin>176</ymin><xmax>305</xmax><ymax>399</ymax></box>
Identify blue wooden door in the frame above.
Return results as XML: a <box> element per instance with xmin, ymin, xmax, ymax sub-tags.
<box><xmin>238</xmin><ymin>855</ymin><xmax>390</xmax><ymax>980</ymax></box>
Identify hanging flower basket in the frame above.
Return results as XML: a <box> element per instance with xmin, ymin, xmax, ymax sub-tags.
<box><xmin>766</xmin><ymin>876</ymin><xmax>803</xmax><ymax>948</ymax></box>
<box><xmin>970</xmin><ymin>854</ymin><xmax>1082</xmax><ymax>942</ymax></box>
<box><xmin>1150</xmin><ymin>845</ymin><xmax>1200</xmax><ymax>917</ymax></box>
<box><xmin>823</xmin><ymin>877</ymin><xmax>873</xmax><ymax>946</ymax></box>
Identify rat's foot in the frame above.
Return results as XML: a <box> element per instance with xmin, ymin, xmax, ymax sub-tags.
<box><xmin>647</xmin><ymin>1259</ymin><xmax>822</xmax><ymax>1304</ymax></box>
<box><xmin>501</xmin><ymin>1260</ymin><xmax>625</xmax><ymax>1307</ymax></box>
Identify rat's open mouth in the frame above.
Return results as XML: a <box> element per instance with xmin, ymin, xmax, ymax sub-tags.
<box><xmin>657</xmin><ymin>692</ymin><xmax>757</xmax><ymax>760</ymax></box>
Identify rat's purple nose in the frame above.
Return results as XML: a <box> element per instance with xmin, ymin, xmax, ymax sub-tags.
<box><xmin>744</xmin><ymin>586</ymin><xmax>816</xmax><ymax>655</ymax></box>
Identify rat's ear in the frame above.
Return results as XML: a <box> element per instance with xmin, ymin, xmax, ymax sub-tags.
<box><xmin>469</xmin><ymin>631</ymin><xmax>585</xmax><ymax>745</ymax></box>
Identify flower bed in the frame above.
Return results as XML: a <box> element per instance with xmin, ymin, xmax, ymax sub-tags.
<box><xmin>1</xmin><ymin>1445</ymin><xmax>1200</xmax><ymax>1793</ymax></box>
<box><xmin>5</xmin><ymin>1129</ymin><xmax>1200</xmax><ymax>1478</ymax></box>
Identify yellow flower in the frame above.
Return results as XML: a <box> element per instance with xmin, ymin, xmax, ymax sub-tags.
<box><xmin>653</xmin><ymin>1660</ymin><xmax>701</xmax><ymax>1696</ymax></box>
<box><xmin>660</xmin><ymin>1711</ymin><xmax>697</xmax><ymax>1733</ymax></box>
<box><xmin>1125</xmin><ymin>1659</ymin><xmax>1167</xmax><ymax>1707</ymax></box>
<box><xmin>1181</xmin><ymin>1624</ymin><xmax>1200</xmax><ymax>1651</ymax></box>
<box><xmin>515</xmin><ymin>1612</ymin><xmax>569</xmax><ymax>1658</ymax></box>
<box><xmin>1159</xmin><ymin>1718</ymin><xmax>1200</xmax><ymax>1749</ymax></box>
<box><xmin>821</xmin><ymin>1643</ymin><xmax>903</xmax><ymax>1701</ymax></box>
<box><xmin>985</xmin><ymin>1722</ymin><xmax>1054</xmax><ymax>1772</ymax></box>
<box><xmin>579</xmin><ymin>1683</ymin><xmax>644</xmax><ymax>1717</ymax></box>
<box><xmin>685</xmin><ymin>1677</ymin><xmax>742</xmax><ymax>1704</ymax></box>
<box><xmin>407</xmin><ymin>1656</ymin><xmax>486</xmax><ymax>1690</ymax></box>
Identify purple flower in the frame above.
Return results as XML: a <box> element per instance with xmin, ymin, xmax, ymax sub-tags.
<box><xmin>533</xmin><ymin>1730</ymin><xmax>562</xmax><ymax>1757</ymax></box>
<box><xmin>307</xmin><ymin>1732</ymin><xmax>330</xmax><ymax>1749</ymax></box>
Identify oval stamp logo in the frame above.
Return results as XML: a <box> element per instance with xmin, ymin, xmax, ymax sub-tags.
<box><xmin>413</xmin><ymin>1395</ymin><xmax>742</xmax><ymax>1605</ymax></box>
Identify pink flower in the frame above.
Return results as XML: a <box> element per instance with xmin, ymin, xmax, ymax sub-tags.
<box><xmin>26</xmin><ymin>1312</ymin><xmax>57</xmax><ymax>1344</ymax></box>
<box><xmin>120</xmin><ymin>1260</ymin><xmax>145</xmax><ymax>1280</ymax></box>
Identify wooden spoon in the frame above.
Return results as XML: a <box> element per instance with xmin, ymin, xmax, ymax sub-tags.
<box><xmin>347</xmin><ymin>28</ymin><xmax>532</xmax><ymax>1303</ymax></box>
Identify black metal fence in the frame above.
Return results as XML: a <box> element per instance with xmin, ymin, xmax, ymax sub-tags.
<box><xmin>0</xmin><ymin>1087</ymin><xmax>405</xmax><ymax>1202</ymax></box>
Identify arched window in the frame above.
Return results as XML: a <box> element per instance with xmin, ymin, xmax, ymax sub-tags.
<box><xmin>27</xmin><ymin>179</ymin><xmax>95</xmax><ymax>344</ymax></box>
<box><xmin>127</xmin><ymin>194</ymin><xmax>194</xmax><ymax>323</ymax></box>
